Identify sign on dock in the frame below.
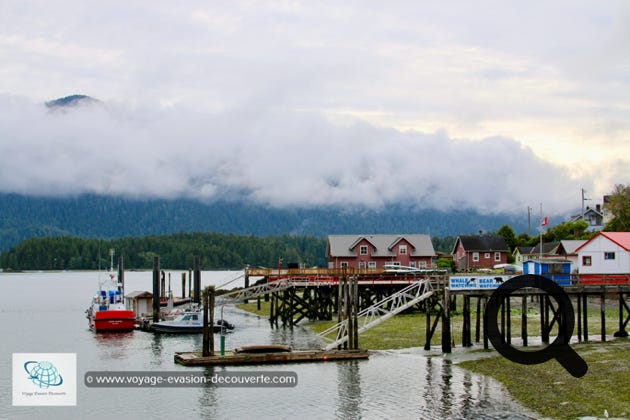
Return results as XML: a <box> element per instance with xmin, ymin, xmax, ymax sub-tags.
<box><xmin>449</xmin><ymin>275</ymin><xmax>510</xmax><ymax>290</ymax></box>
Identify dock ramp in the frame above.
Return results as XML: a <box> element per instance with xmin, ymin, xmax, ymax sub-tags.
<box><xmin>318</xmin><ymin>279</ymin><xmax>433</xmax><ymax>350</ymax></box>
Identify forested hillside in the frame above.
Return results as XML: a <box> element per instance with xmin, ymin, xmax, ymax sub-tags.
<box><xmin>0</xmin><ymin>233</ymin><xmax>328</xmax><ymax>270</ymax></box>
<box><xmin>0</xmin><ymin>193</ymin><xmax>530</xmax><ymax>252</ymax></box>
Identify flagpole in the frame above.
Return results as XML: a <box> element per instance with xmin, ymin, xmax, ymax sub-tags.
<box><xmin>539</xmin><ymin>203</ymin><xmax>543</xmax><ymax>261</ymax></box>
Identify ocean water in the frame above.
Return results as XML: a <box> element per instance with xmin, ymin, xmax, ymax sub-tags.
<box><xmin>0</xmin><ymin>271</ymin><xmax>537</xmax><ymax>419</ymax></box>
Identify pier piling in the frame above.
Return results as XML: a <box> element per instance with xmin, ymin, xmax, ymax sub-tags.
<box><xmin>193</xmin><ymin>256</ymin><xmax>201</xmax><ymax>304</ymax></box>
<box><xmin>202</xmin><ymin>285</ymin><xmax>215</xmax><ymax>357</ymax></box>
<box><xmin>152</xmin><ymin>256</ymin><xmax>160</xmax><ymax>322</ymax></box>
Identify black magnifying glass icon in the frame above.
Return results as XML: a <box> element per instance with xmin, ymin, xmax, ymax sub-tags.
<box><xmin>485</xmin><ymin>274</ymin><xmax>588</xmax><ymax>378</ymax></box>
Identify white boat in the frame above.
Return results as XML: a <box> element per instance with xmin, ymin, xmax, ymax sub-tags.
<box><xmin>151</xmin><ymin>307</ymin><xmax>234</xmax><ymax>334</ymax></box>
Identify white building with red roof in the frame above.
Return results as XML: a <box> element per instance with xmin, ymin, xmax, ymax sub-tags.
<box><xmin>575</xmin><ymin>232</ymin><xmax>630</xmax><ymax>275</ymax></box>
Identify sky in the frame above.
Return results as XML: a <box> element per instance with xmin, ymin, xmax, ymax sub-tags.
<box><xmin>1</xmin><ymin>1</ymin><xmax>628</xmax><ymax>217</ymax></box>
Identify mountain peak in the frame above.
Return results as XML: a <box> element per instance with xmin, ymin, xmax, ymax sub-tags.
<box><xmin>45</xmin><ymin>94</ymin><xmax>100</xmax><ymax>108</ymax></box>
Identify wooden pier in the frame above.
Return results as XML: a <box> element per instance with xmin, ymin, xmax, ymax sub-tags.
<box><xmin>174</xmin><ymin>348</ymin><xmax>369</xmax><ymax>366</ymax></box>
<box><xmin>169</xmin><ymin>265</ymin><xmax>629</xmax><ymax>366</ymax></box>
<box><xmin>428</xmin><ymin>283</ymin><xmax>630</xmax><ymax>353</ymax></box>
<box><xmin>241</xmin><ymin>268</ymin><xmax>630</xmax><ymax>354</ymax></box>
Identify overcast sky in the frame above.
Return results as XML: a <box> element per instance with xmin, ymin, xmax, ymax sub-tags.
<box><xmin>1</xmin><ymin>1</ymin><xmax>628</xmax><ymax>217</ymax></box>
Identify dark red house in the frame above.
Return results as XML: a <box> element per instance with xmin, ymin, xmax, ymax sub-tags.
<box><xmin>452</xmin><ymin>234</ymin><xmax>509</xmax><ymax>270</ymax></box>
<box><xmin>327</xmin><ymin>234</ymin><xmax>436</xmax><ymax>270</ymax></box>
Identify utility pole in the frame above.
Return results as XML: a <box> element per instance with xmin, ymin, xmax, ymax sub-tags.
<box><xmin>581</xmin><ymin>188</ymin><xmax>591</xmax><ymax>220</ymax></box>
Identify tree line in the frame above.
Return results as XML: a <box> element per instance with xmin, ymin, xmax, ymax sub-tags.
<box><xmin>2</xmin><ymin>183</ymin><xmax>628</xmax><ymax>271</ymax></box>
<box><xmin>0</xmin><ymin>221</ymin><xmax>596</xmax><ymax>271</ymax></box>
<box><xmin>0</xmin><ymin>233</ymin><xmax>328</xmax><ymax>271</ymax></box>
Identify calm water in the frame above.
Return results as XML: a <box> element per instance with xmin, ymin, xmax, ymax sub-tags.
<box><xmin>1</xmin><ymin>271</ymin><xmax>537</xmax><ymax>420</ymax></box>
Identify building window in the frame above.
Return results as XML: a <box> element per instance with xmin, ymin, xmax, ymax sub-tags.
<box><xmin>418</xmin><ymin>261</ymin><xmax>427</xmax><ymax>269</ymax></box>
<box><xmin>368</xmin><ymin>261</ymin><xmax>376</xmax><ymax>269</ymax></box>
<box><xmin>359</xmin><ymin>261</ymin><xmax>366</xmax><ymax>269</ymax></box>
<box><xmin>484</xmin><ymin>253</ymin><xmax>491</xmax><ymax>259</ymax></box>
<box><xmin>360</xmin><ymin>245</ymin><xmax>368</xmax><ymax>255</ymax></box>
<box><xmin>399</xmin><ymin>245</ymin><xmax>407</xmax><ymax>255</ymax></box>
<box><xmin>494</xmin><ymin>252</ymin><xmax>501</xmax><ymax>262</ymax></box>
<box><xmin>604</xmin><ymin>252</ymin><xmax>616</xmax><ymax>260</ymax></box>
<box><xmin>340</xmin><ymin>262</ymin><xmax>349</xmax><ymax>268</ymax></box>
<box><xmin>582</xmin><ymin>256</ymin><xmax>592</xmax><ymax>266</ymax></box>
<box><xmin>472</xmin><ymin>252</ymin><xmax>479</xmax><ymax>262</ymax></box>
<box><xmin>409</xmin><ymin>261</ymin><xmax>416</xmax><ymax>268</ymax></box>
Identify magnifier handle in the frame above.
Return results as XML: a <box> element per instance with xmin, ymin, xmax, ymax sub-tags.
<box><xmin>555</xmin><ymin>347</ymin><xmax>588</xmax><ymax>378</ymax></box>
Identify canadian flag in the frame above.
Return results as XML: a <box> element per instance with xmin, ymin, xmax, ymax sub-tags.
<box><xmin>541</xmin><ymin>216</ymin><xmax>548</xmax><ymax>227</ymax></box>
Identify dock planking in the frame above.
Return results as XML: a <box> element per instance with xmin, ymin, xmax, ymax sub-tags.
<box><xmin>174</xmin><ymin>349</ymin><xmax>369</xmax><ymax>366</ymax></box>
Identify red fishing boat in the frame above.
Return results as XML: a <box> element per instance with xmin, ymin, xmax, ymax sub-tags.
<box><xmin>85</xmin><ymin>250</ymin><xmax>135</xmax><ymax>332</ymax></box>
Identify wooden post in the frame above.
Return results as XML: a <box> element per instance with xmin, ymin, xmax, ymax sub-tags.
<box><xmin>521</xmin><ymin>294</ymin><xmax>528</xmax><ymax>347</ymax></box>
<box><xmin>337</xmin><ymin>272</ymin><xmax>344</xmax><ymax>349</ymax></box>
<box><xmin>424</xmin><ymin>297</ymin><xmax>432</xmax><ymax>351</ymax></box>
<box><xmin>500</xmin><ymin>296</ymin><xmax>506</xmax><ymax>342</ymax></box>
<box><xmin>353</xmin><ymin>276</ymin><xmax>359</xmax><ymax>349</ymax></box>
<box><xmin>343</xmin><ymin>274</ymin><xmax>351</xmax><ymax>350</ymax></box>
<box><xmin>244</xmin><ymin>274</ymin><xmax>250</xmax><ymax>304</ymax></box>
<box><xmin>181</xmin><ymin>272</ymin><xmax>186</xmax><ymax>298</ymax></box>
<box><xmin>202</xmin><ymin>286</ymin><xmax>215</xmax><ymax>357</ymax></box>
<box><xmin>441</xmin><ymin>287</ymin><xmax>452</xmax><ymax>353</ymax></box>
<box><xmin>583</xmin><ymin>293</ymin><xmax>589</xmax><ymax>342</ymax></box>
<box><xmin>462</xmin><ymin>295</ymin><xmax>471</xmax><ymax>347</ymax></box>
<box><xmin>118</xmin><ymin>256</ymin><xmax>125</xmax><ymax>297</ymax></box>
<box><xmin>193</xmin><ymin>256</ymin><xmax>201</xmax><ymax>304</ymax></box>
<box><xmin>160</xmin><ymin>271</ymin><xmax>166</xmax><ymax>300</ymax></box>
<box><xmin>600</xmin><ymin>290</ymin><xmax>606</xmax><ymax>342</ymax></box>
<box><xmin>482</xmin><ymin>295</ymin><xmax>488</xmax><ymax>350</ymax></box>
<box><xmin>475</xmin><ymin>296</ymin><xmax>481</xmax><ymax>342</ymax></box>
<box><xmin>614</xmin><ymin>288</ymin><xmax>629</xmax><ymax>337</ymax></box>
<box><xmin>506</xmin><ymin>296</ymin><xmax>511</xmax><ymax>346</ymax></box>
<box><xmin>577</xmin><ymin>292</ymin><xmax>582</xmax><ymax>342</ymax></box>
<box><xmin>152</xmin><ymin>256</ymin><xmax>160</xmax><ymax>322</ymax></box>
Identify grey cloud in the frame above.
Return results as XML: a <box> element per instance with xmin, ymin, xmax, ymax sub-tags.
<box><xmin>0</xmin><ymin>96</ymin><xmax>588</xmax><ymax>215</ymax></box>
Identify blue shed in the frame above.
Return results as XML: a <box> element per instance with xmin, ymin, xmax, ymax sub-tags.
<box><xmin>523</xmin><ymin>259</ymin><xmax>572</xmax><ymax>286</ymax></box>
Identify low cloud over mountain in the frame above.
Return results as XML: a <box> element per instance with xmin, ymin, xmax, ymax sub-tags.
<box><xmin>1</xmin><ymin>94</ymin><xmax>591</xmax><ymax>217</ymax></box>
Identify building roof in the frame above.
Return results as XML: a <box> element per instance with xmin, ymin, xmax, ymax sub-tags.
<box><xmin>453</xmin><ymin>235</ymin><xmax>508</xmax><ymax>253</ymax></box>
<box><xmin>513</xmin><ymin>246</ymin><xmax>532</xmax><ymax>256</ymax></box>
<box><xmin>125</xmin><ymin>290</ymin><xmax>153</xmax><ymax>298</ymax></box>
<box><xmin>557</xmin><ymin>240</ymin><xmax>587</xmax><ymax>255</ymax></box>
<box><xmin>523</xmin><ymin>258</ymin><xmax>571</xmax><ymax>265</ymax></box>
<box><xmin>576</xmin><ymin>231</ymin><xmax>630</xmax><ymax>252</ymax></box>
<box><xmin>570</xmin><ymin>206</ymin><xmax>604</xmax><ymax>222</ymax></box>
<box><xmin>530</xmin><ymin>241</ymin><xmax>560</xmax><ymax>255</ymax></box>
<box><xmin>327</xmin><ymin>234</ymin><xmax>435</xmax><ymax>257</ymax></box>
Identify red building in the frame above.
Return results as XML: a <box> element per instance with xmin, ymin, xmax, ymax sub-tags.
<box><xmin>327</xmin><ymin>234</ymin><xmax>436</xmax><ymax>270</ymax></box>
<box><xmin>452</xmin><ymin>234</ymin><xmax>509</xmax><ymax>270</ymax></box>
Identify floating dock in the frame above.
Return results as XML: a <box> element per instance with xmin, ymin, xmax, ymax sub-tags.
<box><xmin>174</xmin><ymin>348</ymin><xmax>369</xmax><ymax>366</ymax></box>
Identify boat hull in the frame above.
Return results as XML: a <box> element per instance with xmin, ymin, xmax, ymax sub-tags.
<box><xmin>90</xmin><ymin>310</ymin><xmax>136</xmax><ymax>332</ymax></box>
<box><xmin>151</xmin><ymin>323</ymin><xmax>231</xmax><ymax>334</ymax></box>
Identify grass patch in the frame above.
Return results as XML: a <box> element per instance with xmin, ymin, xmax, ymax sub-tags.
<box><xmin>458</xmin><ymin>341</ymin><xmax>630</xmax><ymax>419</ymax></box>
<box><xmin>238</xmin><ymin>297</ymin><xmax>625</xmax><ymax>350</ymax></box>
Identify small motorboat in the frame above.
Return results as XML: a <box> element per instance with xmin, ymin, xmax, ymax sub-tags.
<box><xmin>151</xmin><ymin>308</ymin><xmax>234</xmax><ymax>334</ymax></box>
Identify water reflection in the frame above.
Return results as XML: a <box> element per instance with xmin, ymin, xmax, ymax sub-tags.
<box><xmin>335</xmin><ymin>360</ymin><xmax>362</xmax><ymax>419</ymax></box>
<box><xmin>440</xmin><ymin>359</ymin><xmax>454</xmax><ymax>417</ymax></box>
<box><xmin>91</xmin><ymin>331</ymin><xmax>135</xmax><ymax>360</ymax></box>
<box><xmin>198</xmin><ymin>367</ymin><xmax>219</xmax><ymax>419</ymax></box>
